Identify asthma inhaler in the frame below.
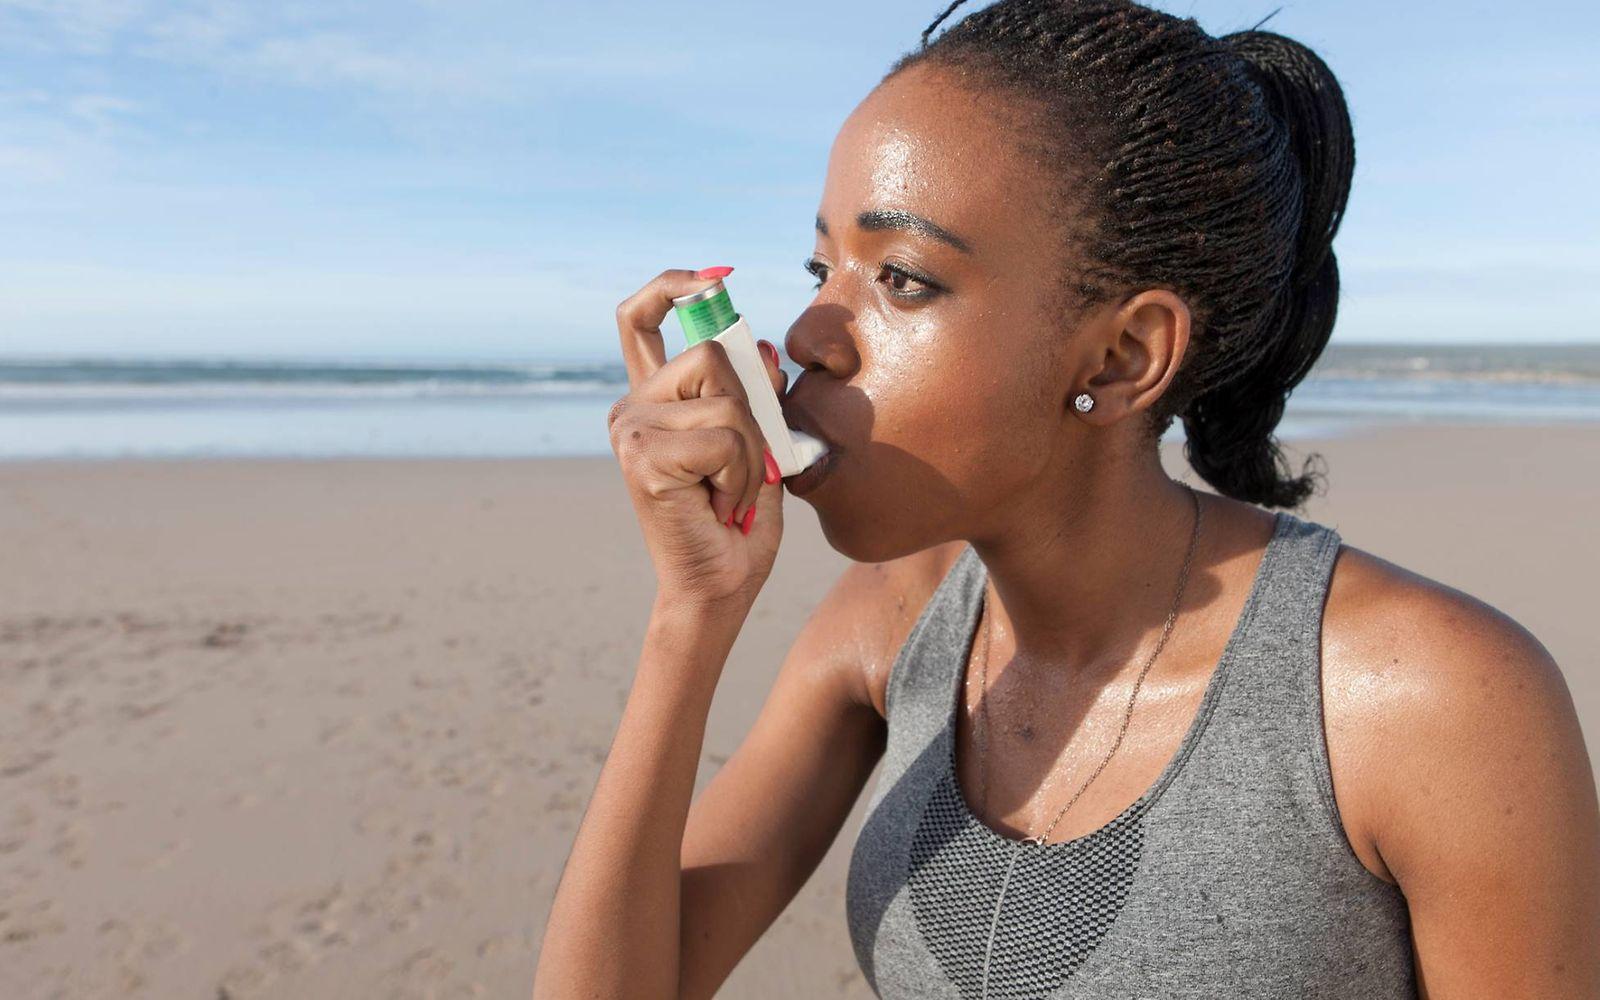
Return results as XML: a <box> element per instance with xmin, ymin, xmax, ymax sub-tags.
<box><xmin>670</xmin><ymin>279</ymin><xmax>828</xmax><ymax>478</ymax></box>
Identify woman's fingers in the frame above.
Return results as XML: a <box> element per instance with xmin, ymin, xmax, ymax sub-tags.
<box><xmin>605</xmin><ymin>266</ymin><xmax>786</xmax><ymax>606</ymax></box>
<box><xmin>630</xmin><ymin>340</ymin><xmax>762</xmax><ymax>517</ymax></box>
<box><xmin>628</xmin><ymin>424</ymin><xmax>750</xmax><ymax>524</ymax></box>
<box><xmin>614</xmin><ymin>269</ymin><xmax>729</xmax><ymax>394</ymax></box>
<box><xmin>611</xmin><ymin>268</ymin><xmax>775</xmax><ymax>525</ymax></box>
<box><xmin>606</xmin><ymin>342</ymin><xmax>763</xmax><ymax>515</ymax></box>
<box><xmin>628</xmin><ymin>394</ymin><xmax>765</xmax><ymax>524</ymax></box>
<box><xmin>634</xmin><ymin>337</ymin><xmax>750</xmax><ymax>410</ymax></box>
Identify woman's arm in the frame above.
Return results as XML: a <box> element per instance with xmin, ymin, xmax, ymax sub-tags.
<box><xmin>533</xmin><ymin>543</ymin><xmax>949</xmax><ymax>1000</ymax></box>
<box><xmin>1335</xmin><ymin>572</ymin><xmax>1600</xmax><ymax>998</ymax></box>
<box><xmin>533</xmin><ymin>595</ymin><xmax>747</xmax><ymax>999</ymax></box>
<box><xmin>533</xmin><ymin>266</ymin><xmax>792</xmax><ymax>997</ymax></box>
<box><xmin>672</xmin><ymin>550</ymin><xmax>955</xmax><ymax>999</ymax></box>
<box><xmin>535</xmin><ymin>547</ymin><xmax>930</xmax><ymax>999</ymax></box>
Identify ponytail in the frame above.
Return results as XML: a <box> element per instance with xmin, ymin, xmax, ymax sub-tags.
<box><xmin>1180</xmin><ymin>29</ymin><xmax>1355</xmax><ymax>508</ymax></box>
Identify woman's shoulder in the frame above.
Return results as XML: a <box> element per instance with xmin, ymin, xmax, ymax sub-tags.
<box><xmin>815</xmin><ymin>540</ymin><xmax>970</xmax><ymax>722</ymax></box>
<box><xmin>1319</xmin><ymin>537</ymin><xmax>1588</xmax><ymax>883</ymax></box>
<box><xmin>1321</xmin><ymin>537</ymin><xmax>1567</xmax><ymax>711</ymax></box>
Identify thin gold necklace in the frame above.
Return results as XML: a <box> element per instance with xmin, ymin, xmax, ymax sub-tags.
<box><xmin>966</xmin><ymin>483</ymin><xmax>1203</xmax><ymax>999</ymax></box>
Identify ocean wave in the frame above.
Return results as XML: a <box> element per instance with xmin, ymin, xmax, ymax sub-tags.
<box><xmin>1307</xmin><ymin>344</ymin><xmax>1600</xmax><ymax>383</ymax></box>
<box><xmin>1309</xmin><ymin>366</ymin><xmax>1600</xmax><ymax>384</ymax></box>
<box><xmin>3</xmin><ymin>346</ymin><xmax>1598</xmax><ymax>409</ymax></box>
<box><xmin>0</xmin><ymin>358</ymin><xmax>631</xmax><ymax>402</ymax></box>
<box><xmin>0</xmin><ymin>379</ymin><xmax>624</xmax><ymax>402</ymax></box>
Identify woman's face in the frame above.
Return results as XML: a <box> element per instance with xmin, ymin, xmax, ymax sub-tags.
<box><xmin>781</xmin><ymin>61</ymin><xmax>1098</xmax><ymax>562</ymax></box>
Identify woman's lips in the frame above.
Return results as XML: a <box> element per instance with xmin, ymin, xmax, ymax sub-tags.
<box><xmin>780</xmin><ymin>398</ymin><xmax>833</xmax><ymax>451</ymax></box>
<box><xmin>779</xmin><ymin>389</ymin><xmax>838</xmax><ymax>493</ymax></box>
<box><xmin>783</xmin><ymin>444</ymin><xmax>837</xmax><ymax>496</ymax></box>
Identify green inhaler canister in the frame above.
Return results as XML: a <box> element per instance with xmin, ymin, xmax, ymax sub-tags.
<box><xmin>672</xmin><ymin>282</ymin><xmax>740</xmax><ymax>346</ymax></box>
<box><xmin>670</xmin><ymin>279</ymin><xmax>828</xmax><ymax>478</ymax></box>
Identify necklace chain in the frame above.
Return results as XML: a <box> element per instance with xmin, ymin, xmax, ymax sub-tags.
<box><xmin>968</xmin><ymin>483</ymin><xmax>1203</xmax><ymax>848</ymax></box>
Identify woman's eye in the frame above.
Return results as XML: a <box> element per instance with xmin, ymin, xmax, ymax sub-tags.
<box><xmin>884</xmin><ymin>266</ymin><xmax>932</xmax><ymax>298</ymax></box>
<box><xmin>879</xmin><ymin>262</ymin><xmax>941</xmax><ymax>300</ymax></box>
<box><xmin>802</xmin><ymin>257</ymin><xmax>941</xmax><ymax>300</ymax></box>
<box><xmin>802</xmin><ymin>256</ymin><xmax>827</xmax><ymax>290</ymax></box>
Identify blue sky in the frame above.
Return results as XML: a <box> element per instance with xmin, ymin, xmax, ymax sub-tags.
<box><xmin>1</xmin><ymin>0</ymin><xmax>1595</xmax><ymax>362</ymax></box>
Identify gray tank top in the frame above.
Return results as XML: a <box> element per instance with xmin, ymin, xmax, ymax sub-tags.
<box><xmin>845</xmin><ymin>509</ymin><xmax>1416</xmax><ymax>999</ymax></box>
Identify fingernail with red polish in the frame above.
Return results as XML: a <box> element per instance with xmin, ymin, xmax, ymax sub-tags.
<box><xmin>740</xmin><ymin>506</ymin><xmax>757</xmax><ymax>535</ymax></box>
<box><xmin>724</xmin><ymin>507</ymin><xmax>736</xmax><ymax>526</ymax></box>
<box><xmin>695</xmin><ymin>265</ymin><xmax>734</xmax><ymax>280</ymax></box>
<box><xmin>763</xmin><ymin>447</ymin><xmax>780</xmax><ymax>485</ymax></box>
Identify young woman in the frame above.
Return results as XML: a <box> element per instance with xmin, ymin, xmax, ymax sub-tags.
<box><xmin>534</xmin><ymin>2</ymin><xmax>1600</xmax><ymax>997</ymax></box>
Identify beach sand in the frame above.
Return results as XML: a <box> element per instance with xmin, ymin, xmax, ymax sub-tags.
<box><xmin>0</xmin><ymin>422</ymin><xmax>1595</xmax><ymax>998</ymax></box>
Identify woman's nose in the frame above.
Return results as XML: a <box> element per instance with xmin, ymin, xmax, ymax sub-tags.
<box><xmin>784</xmin><ymin>305</ymin><xmax>861</xmax><ymax>379</ymax></box>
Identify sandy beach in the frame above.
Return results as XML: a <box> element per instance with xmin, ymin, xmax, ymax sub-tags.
<box><xmin>1</xmin><ymin>421</ymin><xmax>1596</xmax><ymax>999</ymax></box>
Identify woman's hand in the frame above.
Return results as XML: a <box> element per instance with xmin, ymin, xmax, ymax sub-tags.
<box><xmin>608</xmin><ymin>268</ymin><xmax>790</xmax><ymax>611</ymax></box>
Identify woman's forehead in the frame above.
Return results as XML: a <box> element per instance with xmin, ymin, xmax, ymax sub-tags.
<box><xmin>818</xmin><ymin>65</ymin><xmax>1051</xmax><ymax>259</ymax></box>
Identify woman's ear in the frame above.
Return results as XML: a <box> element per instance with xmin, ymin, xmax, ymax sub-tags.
<box><xmin>1078</xmin><ymin>288</ymin><xmax>1191</xmax><ymax>422</ymax></box>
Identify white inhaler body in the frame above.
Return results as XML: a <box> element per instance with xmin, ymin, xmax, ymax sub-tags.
<box><xmin>670</xmin><ymin>281</ymin><xmax>828</xmax><ymax>478</ymax></box>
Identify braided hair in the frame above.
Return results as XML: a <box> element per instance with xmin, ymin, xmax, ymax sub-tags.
<box><xmin>888</xmin><ymin>0</ymin><xmax>1355</xmax><ymax>509</ymax></box>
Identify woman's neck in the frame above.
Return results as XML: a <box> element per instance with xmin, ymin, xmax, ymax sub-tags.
<box><xmin>968</xmin><ymin>456</ymin><xmax>1205</xmax><ymax>679</ymax></box>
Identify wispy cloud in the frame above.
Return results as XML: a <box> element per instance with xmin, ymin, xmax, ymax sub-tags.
<box><xmin>0</xmin><ymin>88</ymin><xmax>138</xmax><ymax>181</ymax></box>
<box><xmin>0</xmin><ymin>0</ymin><xmax>148</xmax><ymax>55</ymax></box>
<box><xmin>3</xmin><ymin>0</ymin><xmax>679</xmax><ymax>106</ymax></box>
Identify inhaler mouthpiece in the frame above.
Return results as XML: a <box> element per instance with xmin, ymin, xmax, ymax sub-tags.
<box><xmin>787</xmin><ymin>429</ymin><xmax>828</xmax><ymax>473</ymax></box>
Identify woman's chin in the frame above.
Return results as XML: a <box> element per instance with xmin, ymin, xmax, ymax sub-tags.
<box><xmin>808</xmin><ymin>495</ymin><xmax>921</xmax><ymax>564</ymax></box>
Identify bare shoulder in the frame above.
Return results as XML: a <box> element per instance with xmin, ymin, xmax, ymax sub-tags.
<box><xmin>804</xmin><ymin>541</ymin><xmax>969</xmax><ymax>722</ymax></box>
<box><xmin>1322</xmin><ymin>540</ymin><xmax>1578</xmax><ymax>746</ymax></box>
<box><xmin>1320</xmin><ymin>540</ymin><xmax>1596</xmax><ymax>889</ymax></box>
<box><xmin>1322</xmin><ymin>540</ymin><xmax>1569</xmax><ymax>697</ymax></box>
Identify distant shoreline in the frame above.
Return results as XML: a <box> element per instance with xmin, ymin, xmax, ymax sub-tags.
<box><xmin>3</xmin><ymin>342</ymin><xmax>1600</xmax><ymax>461</ymax></box>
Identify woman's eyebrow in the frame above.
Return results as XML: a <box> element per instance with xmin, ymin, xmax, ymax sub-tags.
<box><xmin>815</xmin><ymin>209</ymin><xmax>974</xmax><ymax>255</ymax></box>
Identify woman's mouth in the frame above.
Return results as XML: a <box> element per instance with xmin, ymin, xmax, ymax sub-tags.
<box><xmin>779</xmin><ymin>383</ymin><xmax>837</xmax><ymax>496</ymax></box>
<box><xmin>783</xmin><ymin>443</ymin><xmax>838</xmax><ymax>497</ymax></box>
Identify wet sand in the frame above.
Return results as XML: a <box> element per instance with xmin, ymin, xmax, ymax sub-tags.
<box><xmin>0</xmin><ymin>422</ymin><xmax>1595</xmax><ymax>997</ymax></box>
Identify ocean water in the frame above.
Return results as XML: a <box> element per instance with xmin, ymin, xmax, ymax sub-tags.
<box><xmin>1</xmin><ymin>343</ymin><xmax>1597</xmax><ymax>461</ymax></box>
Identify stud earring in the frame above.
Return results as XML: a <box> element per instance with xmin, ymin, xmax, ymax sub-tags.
<box><xmin>1073</xmin><ymin>392</ymin><xmax>1095</xmax><ymax>413</ymax></box>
